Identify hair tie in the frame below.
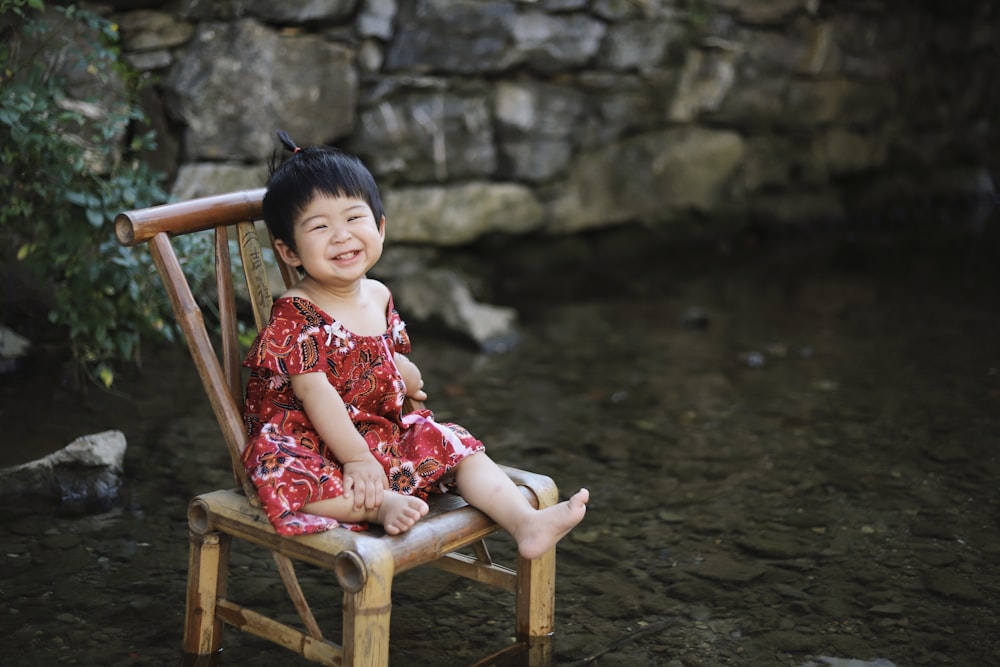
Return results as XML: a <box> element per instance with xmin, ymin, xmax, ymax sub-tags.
<box><xmin>276</xmin><ymin>129</ymin><xmax>301</xmax><ymax>154</ymax></box>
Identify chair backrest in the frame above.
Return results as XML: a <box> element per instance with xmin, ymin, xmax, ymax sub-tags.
<box><xmin>116</xmin><ymin>189</ymin><xmax>294</xmax><ymax>504</ymax></box>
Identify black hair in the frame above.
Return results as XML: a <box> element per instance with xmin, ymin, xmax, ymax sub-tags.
<box><xmin>262</xmin><ymin>130</ymin><xmax>385</xmax><ymax>251</ymax></box>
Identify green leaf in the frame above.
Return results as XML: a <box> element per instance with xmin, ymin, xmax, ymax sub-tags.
<box><xmin>97</xmin><ymin>364</ymin><xmax>114</xmax><ymax>389</ymax></box>
<box><xmin>85</xmin><ymin>207</ymin><xmax>105</xmax><ymax>227</ymax></box>
<box><xmin>64</xmin><ymin>190</ymin><xmax>88</xmax><ymax>206</ymax></box>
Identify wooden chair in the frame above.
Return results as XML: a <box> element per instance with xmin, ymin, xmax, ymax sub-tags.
<box><xmin>115</xmin><ymin>190</ymin><xmax>559</xmax><ymax>666</ymax></box>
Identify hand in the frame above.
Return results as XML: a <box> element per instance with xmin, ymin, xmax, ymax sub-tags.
<box><xmin>342</xmin><ymin>456</ymin><xmax>388</xmax><ymax>511</ymax></box>
<box><xmin>395</xmin><ymin>353</ymin><xmax>428</xmax><ymax>402</ymax></box>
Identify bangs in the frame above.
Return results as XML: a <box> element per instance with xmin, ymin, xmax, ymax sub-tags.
<box><xmin>289</xmin><ymin>160</ymin><xmax>379</xmax><ymax>220</ymax></box>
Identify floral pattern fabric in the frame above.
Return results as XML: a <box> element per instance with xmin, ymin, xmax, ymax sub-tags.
<box><xmin>241</xmin><ymin>295</ymin><xmax>484</xmax><ymax>535</ymax></box>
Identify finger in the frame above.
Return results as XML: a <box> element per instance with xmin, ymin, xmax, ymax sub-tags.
<box><xmin>365</xmin><ymin>482</ymin><xmax>380</xmax><ymax>510</ymax></box>
<box><xmin>355</xmin><ymin>481</ymin><xmax>370</xmax><ymax>510</ymax></box>
<box><xmin>351</xmin><ymin>479</ymin><xmax>365</xmax><ymax>510</ymax></box>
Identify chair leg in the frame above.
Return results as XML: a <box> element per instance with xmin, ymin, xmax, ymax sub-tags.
<box><xmin>340</xmin><ymin>549</ymin><xmax>393</xmax><ymax>667</ymax></box>
<box><xmin>516</xmin><ymin>548</ymin><xmax>556</xmax><ymax>639</ymax></box>
<box><xmin>515</xmin><ymin>548</ymin><xmax>557</xmax><ymax>667</ymax></box>
<box><xmin>183</xmin><ymin>531</ymin><xmax>231</xmax><ymax>657</ymax></box>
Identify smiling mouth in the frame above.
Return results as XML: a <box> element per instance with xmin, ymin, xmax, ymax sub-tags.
<box><xmin>332</xmin><ymin>250</ymin><xmax>360</xmax><ymax>261</ymax></box>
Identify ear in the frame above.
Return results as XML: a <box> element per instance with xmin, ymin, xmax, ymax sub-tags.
<box><xmin>377</xmin><ymin>215</ymin><xmax>386</xmax><ymax>239</ymax></box>
<box><xmin>274</xmin><ymin>239</ymin><xmax>302</xmax><ymax>267</ymax></box>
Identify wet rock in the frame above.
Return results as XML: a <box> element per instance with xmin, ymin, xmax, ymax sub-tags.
<box><xmin>664</xmin><ymin>578</ymin><xmax>717</xmax><ymax>602</ymax></box>
<box><xmin>40</xmin><ymin>531</ymin><xmax>82</xmax><ymax>550</ymax></box>
<box><xmin>915</xmin><ymin>550</ymin><xmax>958</xmax><ymax>567</ymax></box>
<box><xmin>980</xmin><ymin>541</ymin><xmax>1000</xmax><ymax>556</ymax></box>
<box><xmin>375</xmin><ymin>248</ymin><xmax>520</xmax><ymax>351</ymax></box>
<box><xmin>923</xmin><ymin>570</ymin><xmax>985</xmax><ymax>604</ymax></box>
<box><xmin>800</xmin><ymin>658</ymin><xmax>897</xmax><ymax>667</ymax></box>
<box><xmin>811</xmin><ymin>594</ymin><xmax>857</xmax><ymax>618</ymax></box>
<box><xmin>0</xmin><ymin>324</ymin><xmax>30</xmax><ymax>374</ymax></box>
<box><xmin>402</xmin><ymin>269</ymin><xmax>519</xmax><ymax>352</ymax></box>
<box><xmin>687</xmin><ymin>555</ymin><xmax>768</xmax><ymax>584</ymax></box>
<box><xmin>760</xmin><ymin>629</ymin><xmax>815</xmax><ymax>652</ymax></box>
<box><xmin>772</xmin><ymin>583</ymin><xmax>811</xmax><ymax>601</ymax></box>
<box><xmin>737</xmin><ymin>533</ymin><xmax>814</xmax><ymax>559</ymax></box>
<box><xmin>868</xmin><ymin>603</ymin><xmax>904</xmax><ymax>616</ymax></box>
<box><xmin>0</xmin><ymin>431</ymin><xmax>126</xmax><ymax>511</ymax></box>
<box><xmin>909</xmin><ymin>515</ymin><xmax>957</xmax><ymax>540</ymax></box>
<box><xmin>921</xmin><ymin>441</ymin><xmax>969</xmax><ymax>463</ymax></box>
<box><xmin>678</xmin><ymin>307</ymin><xmax>711</xmax><ymax>329</ymax></box>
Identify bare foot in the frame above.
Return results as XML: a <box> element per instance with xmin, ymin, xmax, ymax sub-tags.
<box><xmin>513</xmin><ymin>488</ymin><xmax>590</xmax><ymax>560</ymax></box>
<box><xmin>377</xmin><ymin>492</ymin><xmax>429</xmax><ymax>535</ymax></box>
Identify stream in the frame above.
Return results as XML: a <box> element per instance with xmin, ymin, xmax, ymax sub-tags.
<box><xmin>1</xmin><ymin>222</ymin><xmax>998</xmax><ymax>666</ymax></box>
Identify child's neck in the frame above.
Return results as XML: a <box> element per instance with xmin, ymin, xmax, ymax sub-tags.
<box><xmin>298</xmin><ymin>275</ymin><xmax>363</xmax><ymax>306</ymax></box>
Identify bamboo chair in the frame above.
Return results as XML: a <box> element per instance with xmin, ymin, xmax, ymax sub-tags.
<box><xmin>115</xmin><ymin>190</ymin><xmax>558</xmax><ymax>666</ymax></box>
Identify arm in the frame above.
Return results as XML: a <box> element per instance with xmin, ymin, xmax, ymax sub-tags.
<box><xmin>395</xmin><ymin>352</ymin><xmax>427</xmax><ymax>402</ymax></box>
<box><xmin>290</xmin><ymin>371</ymin><xmax>387</xmax><ymax>511</ymax></box>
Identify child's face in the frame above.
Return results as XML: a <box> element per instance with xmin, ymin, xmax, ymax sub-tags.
<box><xmin>276</xmin><ymin>194</ymin><xmax>385</xmax><ymax>287</ymax></box>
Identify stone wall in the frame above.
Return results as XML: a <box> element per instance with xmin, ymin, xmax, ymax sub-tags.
<box><xmin>108</xmin><ymin>0</ymin><xmax>998</xmax><ymax>245</ymax></box>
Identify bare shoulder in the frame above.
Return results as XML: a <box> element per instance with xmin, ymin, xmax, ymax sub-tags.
<box><xmin>279</xmin><ymin>286</ymin><xmax>309</xmax><ymax>301</ymax></box>
<box><xmin>364</xmin><ymin>278</ymin><xmax>390</xmax><ymax>307</ymax></box>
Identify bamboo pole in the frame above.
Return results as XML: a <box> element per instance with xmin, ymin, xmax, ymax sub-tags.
<box><xmin>214</xmin><ymin>599</ymin><xmax>343</xmax><ymax>666</ymax></box>
<box><xmin>183</xmin><ymin>532</ymin><xmax>230</xmax><ymax>655</ymax></box>
<box><xmin>430</xmin><ymin>551</ymin><xmax>517</xmax><ymax>591</ymax></box>
<box><xmin>148</xmin><ymin>233</ymin><xmax>256</xmax><ymax>499</ymax></box>
<box><xmin>215</xmin><ymin>228</ymin><xmax>243</xmax><ymax>415</ymax></box>
<box><xmin>517</xmin><ymin>548</ymin><xmax>557</xmax><ymax>639</ymax></box>
<box><xmin>115</xmin><ymin>189</ymin><xmax>265</xmax><ymax>247</ymax></box>
<box><xmin>341</xmin><ymin>542</ymin><xmax>394</xmax><ymax>667</ymax></box>
<box><xmin>237</xmin><ymin>220</ymin><xmax>274</xmax><ymax>332</ymax></box>
<box><xmin>273</xmin><ymin>552</ymin><xmax>325</xmax><ymax>640</ymax></box>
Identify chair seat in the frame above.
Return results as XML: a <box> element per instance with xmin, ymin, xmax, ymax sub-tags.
<box><xmin>188</xmin><ymin>464</ymin><xmax>555</xmax><ymax>591</ymax></box>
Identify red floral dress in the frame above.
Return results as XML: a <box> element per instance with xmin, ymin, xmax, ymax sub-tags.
<box><xmin>241</xmin><ymin>295</ymin><xmax>485</xmax><ymax>536</ymax></box>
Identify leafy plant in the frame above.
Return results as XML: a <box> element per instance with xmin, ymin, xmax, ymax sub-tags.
<box><xmin>0</xmin><ymin>0</ymin><xmax>43</xmax><ymax>16</ymax></box>
<box><xmin>0</xmin><ymin>1</ymin><xmax>211</xmax><ymax>387</ymax></box>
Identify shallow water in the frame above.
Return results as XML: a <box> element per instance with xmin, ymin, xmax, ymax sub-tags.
<box><xmin>2</xmin><ymin>224</ymin><xmax>998</xmax><ymax>666</ymax></box>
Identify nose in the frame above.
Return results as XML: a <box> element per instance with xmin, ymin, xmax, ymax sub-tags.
<box><xmin>330</xmin><ymin>222</ymin><xmax>352</xmax><ymax>243</ymax></box>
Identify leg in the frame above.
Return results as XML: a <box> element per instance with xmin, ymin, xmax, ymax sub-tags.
<box><xmin>303</xmin><ymin>491</ymin><xmax>428</xmax><ymax>535</ymax></box>
<box><xmin>454</xmin><ymin>452</ymin><xmax>589</xmax><ymax>560</ymax></box>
